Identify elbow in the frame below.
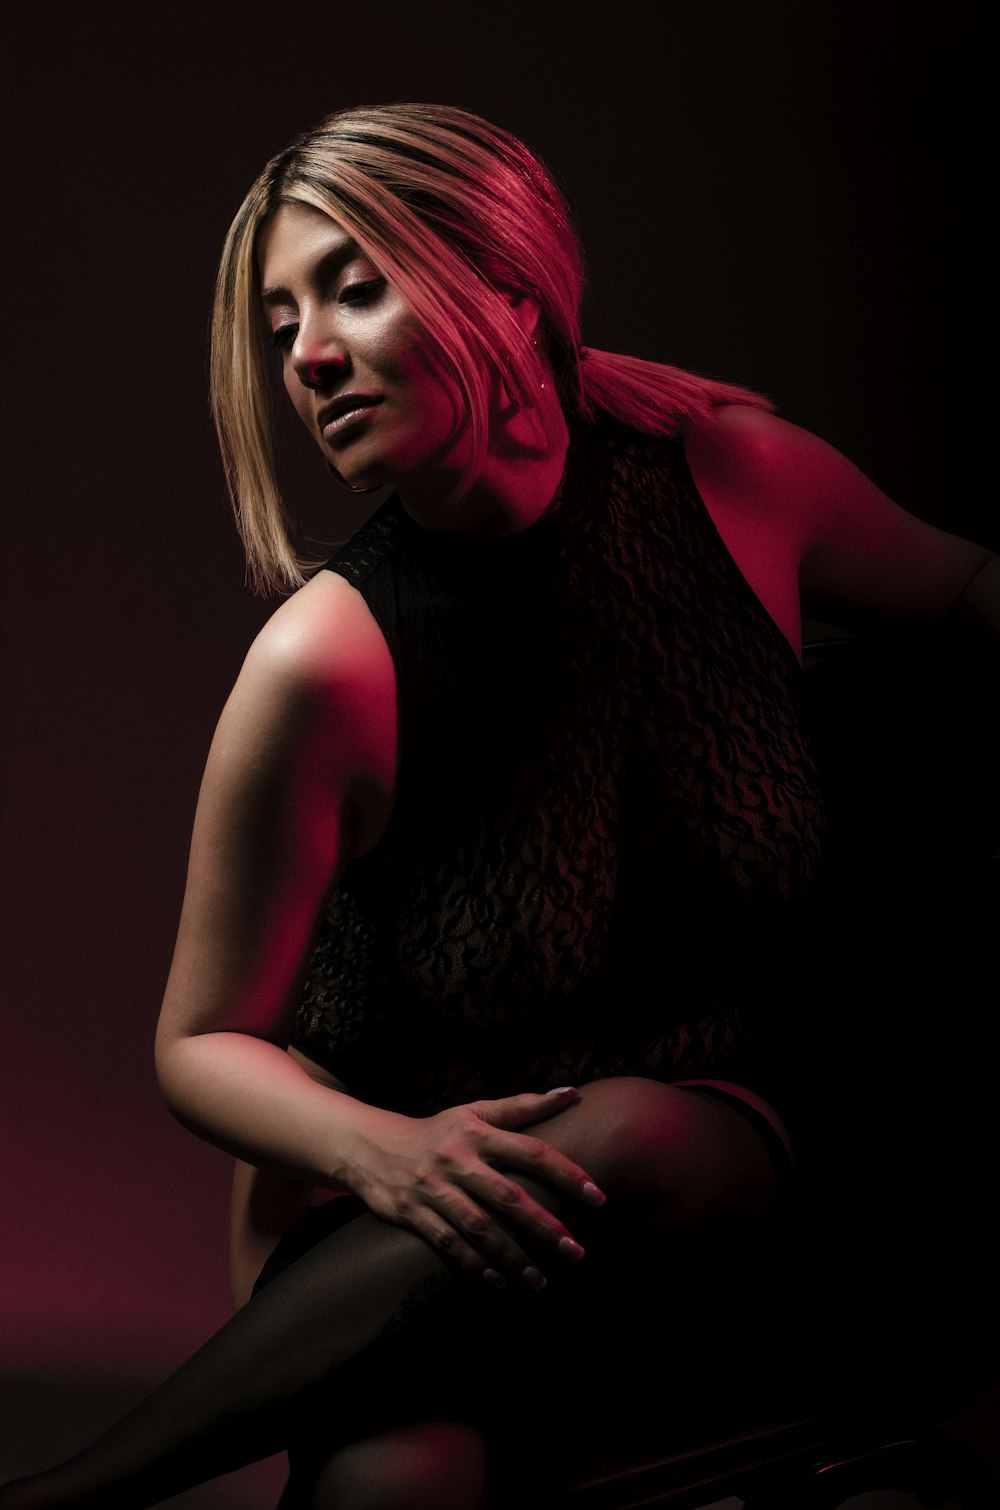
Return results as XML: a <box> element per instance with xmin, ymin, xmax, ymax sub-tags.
<box><xmin>153</xmin><ymin>1022</ymin><xmax>208</xmax><ymax>1124</ymax></box>
<box><xmin>154</xmin><ymin>1025</ymin><xmax>187</xmax><ymax>1116</ymax></box>
<box><xmin>153</xmin><ymin>1028</ymin><xmax>227</xmax><ymax>1143</ymax></box>
<box><xmin>948</xmin><ymin>552</ymin><xmax>1000</xmax><ymax>652</ymax></box>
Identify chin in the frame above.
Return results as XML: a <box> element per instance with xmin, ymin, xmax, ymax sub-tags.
<box><xmin>326</xmin><ymin>444</ymin><xmax>388</xmax><ymax>488</ymax></box>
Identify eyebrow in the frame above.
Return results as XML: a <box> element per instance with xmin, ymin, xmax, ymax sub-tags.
<box><xmin>260</xmin><ymin>236</ymin><xmax>363</xmax><ymax>304</ymax></box>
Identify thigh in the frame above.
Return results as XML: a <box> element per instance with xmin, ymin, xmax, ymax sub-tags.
<box><xmin>526</xmin><ymin>1075</ymin><xmax>792</xmax><ymax>1228</ymax></box>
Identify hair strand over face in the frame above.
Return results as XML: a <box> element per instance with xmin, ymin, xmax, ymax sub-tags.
<box><xmin>210</xmin><ymin>103</ymin><xmax>771</xmax><ymax>594</ymax></box>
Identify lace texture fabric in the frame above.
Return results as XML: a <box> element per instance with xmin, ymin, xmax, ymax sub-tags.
<box><xmin>292</xmin><ymin>415</ymin><xmax>825</xmax><ymax>1119</ymax></box>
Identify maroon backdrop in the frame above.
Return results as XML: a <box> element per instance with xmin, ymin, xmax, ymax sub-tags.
<box><xmin>2</xmin><ymin>2</ymin><xmax>993</xmax><ymax>1504</ymax></box>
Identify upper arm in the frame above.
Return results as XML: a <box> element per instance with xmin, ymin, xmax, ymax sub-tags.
<box><xmin>688</xmin><ymin>404</ymin><xmax>994</xmax><ymax>631</ymax></box>
<box><xmin>156</xmin><ymin>573</ymin><xmax>396</xmax><ymax>1056</ymax></box>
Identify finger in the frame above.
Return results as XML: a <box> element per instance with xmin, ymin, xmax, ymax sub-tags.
<box><xmin>478</xmin><ymin>1125</ymin><xmax>606</xmax><ymax>1209</ymax></box>
<box><xmin>465</xmin><ymin>1165</ymin><xmax>590</xmax><ymax>1263</ymax></box>
<box><xmin>420</xmin><ymin>1187</ymin><xmax>549</xmax><ymax>1290</ymax></box>
<box><xmin>471</xmin><ymin>1087</ymin><xmax>581</xmax><ymax>1129</ymax></box>
<box><xmin>405</xmin><ymin>1208</ymin><xmax>514</xmax><ymax>1285</ymax></box>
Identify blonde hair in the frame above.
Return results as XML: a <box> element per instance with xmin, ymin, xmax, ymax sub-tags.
<box><xmin>211</xmin><ymin>102</ymin><xmax>771</xmax><ymax>594</ymax></box>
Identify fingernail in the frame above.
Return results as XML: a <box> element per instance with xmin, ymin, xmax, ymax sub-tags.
<box><xmin>545</xmin><ymin>1086</ymin><xmax>577</xmax><ymax>1096</ymax></box>
<box><xmin>558</xmin><ymin>1237</ymin><xmax>585</xmax><ymax>1262</ymax></box>
<box><xmin>483</xmin><ymin>1269</ymin><xmax>506</xmax><ymax>1289</ymax></box>
<box><xmin>582</xmin><ymin>1181</ymin><xmax>606</xmax><ymax>1207</ymax></box>
<box><xmin>523</xmin><ymin>1266</ymin><xmax>547</xmax><ymax>1291</ymax></box>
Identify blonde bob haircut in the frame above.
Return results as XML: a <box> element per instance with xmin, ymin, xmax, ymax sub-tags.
<box><xmin>211</xmin><ymin>102</ymin><xmax>770</xmax><ymax>594</ymax></box>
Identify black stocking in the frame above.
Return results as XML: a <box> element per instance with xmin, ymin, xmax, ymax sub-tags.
<box><xmin>0</xmin><ymin>1207</ymin><xmax>472</xmax><ymax>1509</ymax></box>
<box><xmin>0</xmin><ymin>1084</ymin><xmax>792</xmax><ymax>1510</ymax></box>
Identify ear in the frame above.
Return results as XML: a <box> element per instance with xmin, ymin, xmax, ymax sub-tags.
<box><xmin>503</xmin><ymin>289</ymin><xmax>541</xmax><ymax>340</ymax></box>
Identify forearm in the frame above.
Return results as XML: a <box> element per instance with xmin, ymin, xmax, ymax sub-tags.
<box><xmin>156</xmin><ymin>1029</ymin><xmax>397</xmax><ymax>1190</ymax></box>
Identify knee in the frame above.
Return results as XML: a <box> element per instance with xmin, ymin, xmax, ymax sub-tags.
<box><xmin>548</xmin><ymin>1077</ymin><xmax>779</xmax><ymax>1226</ymax></box>
<box><xmin>574</xmin><ymin>1077</ymin><xmax>700</xmax><ymax>1201</ymax></box>
<box><xmin>308</xmin><ymin>1420</ymin><xmax>487</xmax><ymax>1510</ymax></box>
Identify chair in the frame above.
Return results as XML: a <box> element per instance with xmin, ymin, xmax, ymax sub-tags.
<box><xmin>552</xmin><ymin>1398</ymin><xmax>1000</xmax><ymax>1507</ymax></box>
<box><xmin>539</xmin><ymin>628</ymin><xmax>1000</xmax><ymax>1510</ymax></box>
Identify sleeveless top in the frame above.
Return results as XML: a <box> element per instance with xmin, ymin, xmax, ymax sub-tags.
<box><xmin>290</xmin><ymin>413</ymin><xmax>825</xmax><ymax>1122</ymax></box>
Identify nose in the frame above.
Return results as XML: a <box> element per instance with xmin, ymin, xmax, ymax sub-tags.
<box><xmin>291</xmin><ymin>320</ymin><xmax>349</xmax><ymax>390</ymax></box>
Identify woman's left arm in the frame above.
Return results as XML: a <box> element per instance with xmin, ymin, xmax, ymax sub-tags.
<box><xmin>689</xmin><ymin>404</ymin><xmax>998</xmax><ymax>642</ymax></box>
<box><xmin>791</xmin><ymin>421</ymin><xmax>997</xmax><ymax>642</ymax></box>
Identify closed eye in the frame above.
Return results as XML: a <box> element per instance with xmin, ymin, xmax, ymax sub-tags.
<box><xmin>338</xmin><ymin>278</ymin><xmax>385</xmax><ymax>306</ymax></box>
<box><xmin>268</xmin><ymin>323</ymin><xmax>298</xmax><ymax>351</ymax></box>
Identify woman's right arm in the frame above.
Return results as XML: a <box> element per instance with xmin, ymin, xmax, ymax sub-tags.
<box><xmin>154</xmin><ymin>570</ymin><xmax>397</xmax><ymax>1187</ymax></box>
<box><xmin>155</xmin><ymin>572</ymin><xmax>600</xmax><ymax>1286</ymax></box>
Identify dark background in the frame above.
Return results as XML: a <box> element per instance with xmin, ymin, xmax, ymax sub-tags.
<box><xmin>1</xmin><ymin>2</ymin><xmax>994</xmax><ymax>1505</ymax></box>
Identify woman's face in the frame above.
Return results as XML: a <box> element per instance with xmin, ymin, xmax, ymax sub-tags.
<box><xmin>257</xmin><ymin>202</ymin><xmax>468</xmax><ymax>495</ymax></box>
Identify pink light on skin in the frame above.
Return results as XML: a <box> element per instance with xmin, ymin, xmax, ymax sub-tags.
<box><xmin>258</xmin><ymin>204</ymin><xmax>474</xmax><ymax>501</ymax></box>
<box><xmin>257</xmin><ymin>202</ymin><xmax>569</xmax><ymax>539</ymax></box>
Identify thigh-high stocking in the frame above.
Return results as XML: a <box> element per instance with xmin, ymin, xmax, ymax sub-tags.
<box><xmin>0</xmin><ymin>1079</ymin><xmax>789</xmax><ymax>1509</ymax></box>
<box><xmin>0</xmin><ymin>1210</ymin><xmax>468</xmax><ymax>1509</ymax></box>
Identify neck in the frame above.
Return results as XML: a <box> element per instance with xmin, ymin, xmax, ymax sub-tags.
<box><xmin>398</xmin><ymin>386</ymin><xmax>570</xmax><ymax>537</ymax></box>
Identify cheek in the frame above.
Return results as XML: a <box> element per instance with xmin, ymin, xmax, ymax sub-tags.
<box><xmin>394</xmin><ymin>339</ymin><xmax>466</xmax><ymax>435</ymax></box>
<box><xmin>363</xmin><ymin>300</ymin><xmax>441</xmax><ymax>387</ymax></box>
<box><xmin>413</xmin><ymin>368</ymin><xmax>467</xmax><ymax>443</ymax></box>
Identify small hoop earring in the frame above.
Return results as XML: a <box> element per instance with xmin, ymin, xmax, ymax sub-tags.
<box><xmin>326</xmin><ymin>459</ymin><xmax>380</xmax><ymax>495</ymax></box>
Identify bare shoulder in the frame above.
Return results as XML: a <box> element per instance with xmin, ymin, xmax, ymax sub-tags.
<box><xmin>683</xmin><ymin>400</ymin><xmax>786</xmax><ymax>466</ymax></box>
<box><xmin>679</xmin><ymin>405</ymin><xmax>807</xmax><ymax>652</ymax></box>
<box><xmin>683</xmin><ymin>402</ymin><xmax>792</xmax><ymax>468</ymax></box>
<box><xmin>203</xmin><ymin>569</ymin><xmax>397</xmax><ymax>846</ymax></box>
<box><xmin>223</xmin><ymin>572</ymin><xmax>394</xmax><ymax>755</ymax></box>
<box><xmin>243</xmin><ymin>568</ymin><xmax>393</xmax><ymax>700</ymax></box>
<box><xmin>683</xmin><ymin>403</ymin><xmax>852</xmax><ymax>539</ymax></box>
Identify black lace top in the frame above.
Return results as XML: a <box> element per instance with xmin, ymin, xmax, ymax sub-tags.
<box><xmin>291</xmin><ymin>414</ymin><xmax>825</xmax><ymax>1120</ymax></box>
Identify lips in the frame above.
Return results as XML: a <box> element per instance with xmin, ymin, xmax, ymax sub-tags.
<box><xmin>318</xmin><ymin>394</ymin><xmax>382</xmax><ymax>442</ymax></box>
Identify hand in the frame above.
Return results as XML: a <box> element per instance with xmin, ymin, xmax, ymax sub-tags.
<box><xmin>347</xmin><ymin>1088</ymin><xmax>605</xmax><ymax>1290</ymax></box>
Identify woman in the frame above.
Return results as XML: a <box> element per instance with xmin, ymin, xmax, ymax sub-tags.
<box><xmin>3</xmin><ymin>102</ymin><xmax>995</xmax><ymax>1510</ymax></box>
